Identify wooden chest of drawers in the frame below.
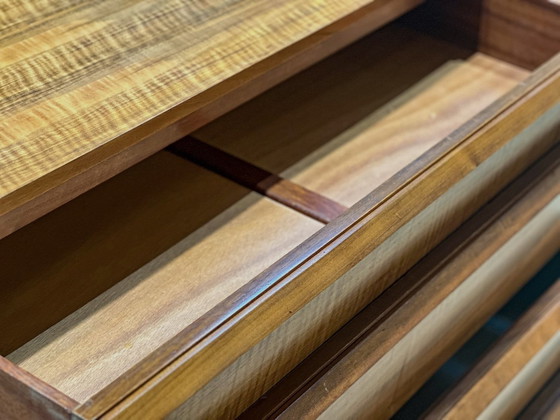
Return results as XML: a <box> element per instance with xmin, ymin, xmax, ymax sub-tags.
<box><xmin>0</xmin><ymin>0</ymin><xmax>558</xmax><ymax>418</ymax></box>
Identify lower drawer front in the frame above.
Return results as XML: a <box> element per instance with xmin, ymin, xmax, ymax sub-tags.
<box><xmin>241</xmin><ymin>151</ymin><xmax>560</xmax><ymax>419</ymax></box>
<box><xmin>426</xmin><ymin>279</ymin><xmax>560</xmax><ymax>420</ymax></box>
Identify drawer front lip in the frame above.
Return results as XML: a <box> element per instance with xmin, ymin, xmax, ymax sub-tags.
<box><xmin>73</xmin><ymin>54</ymin><xmax>560</xmax><ymax>419</ymax></box>
<box><xmin>251</xmin><ymin>151</ymin><xmax>560</xmax><ymax>420</ymax></box>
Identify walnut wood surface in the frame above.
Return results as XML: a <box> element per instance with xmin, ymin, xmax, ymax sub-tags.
<box><xmin>6</xmin><ymin>158</ymin><xmax>321</xmax><ymax>402</ymax></box>
<box><xmin>195</xmin><ymin>26</ymin><xmax>528</xmax><ymax>206</ymax></box>
<box><xmin>168</xmin><ymin>136</ymin><xmax>348</xmax><ymax>223</ymax></box>
<box><xmin>518</xmin><ymin>370</ymin><xmax>560</xmax><ymax>420</ymax></box>
<box><xmin>0</xmin><ymin>0</ymin><xmax>422</xmax><ymax>239</ymax></box>
<box><xmin>480</xmin><ymin>0</ymin><xmax>560</xmax><ymax>69</ymax></box>
<box><xmin>0</xmin><ymin>357</ymin><xmax>77</xmax><ymax>420</ymax></box>
<box><xmin>426</xmin><ymin>281</ymin><xmax>560</xmax><ymax>419</ymax></box>
<box><xmin>241</xmin><ymin>150</ymin><xmax>560</xmax><ymax>420</ymax></box>
<box><xmin>0</xmin><ymin>151</ymin><xmax>250</xmax><ymax>356</ymax></box>
<box><xmin>76</xmin><ymin>51</ymin><xmax>560</xmax><ymax>418</ymax></box>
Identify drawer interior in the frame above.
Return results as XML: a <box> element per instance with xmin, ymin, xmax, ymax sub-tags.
<box><xmin>194</xmin><ymin>25</ymin><xmax>528</xmax><ymax>207</ymax></box>
<box><xmin>1</xmin><ymin>153</ymin><xmax>322</xmax><ymax>401</ymax></box>
<box><xmin>1</xmin><ymin>21</ymin><xmax>531</xmax><ymax>404</ymax></box>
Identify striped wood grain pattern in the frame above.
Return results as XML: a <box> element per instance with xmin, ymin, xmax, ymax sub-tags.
<box><xmin>240</xmin><ymin>149</ymin><xmax>560</xmax><ymax>419</ymax></box>
<box><xmin>6</xmin><ymin>156</ymin><xmax>321</xmax><ymax>402</ymax></box>
<box><xmin>168</xmin><ymin>136</ymin><xmax>348</xmax><ymax>223</ymax></box>
<box><xmin>76</xmin><ymin>54</ymin><xmax>560</xmax><ymax>419</ymax></box>
<box><xmin>518</xmin><ymin>371</ymin><xmax>560</xmax><ymax>420</ymax></box>
<box><xmin>0</xmin><ymin>0</ymin><xmax>422</xmax><ymax>239</ymax></box>
<box><xmin>195</xmin><ymin>26</ymin><xmax>529</xmax><ymax>206</ymax></box>
<box><xmin>425</xmin><ymin>281</ymin><xmax>560</xmax><ymax>420</ymax></box>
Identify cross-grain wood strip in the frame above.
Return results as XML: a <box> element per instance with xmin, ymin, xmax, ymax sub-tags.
<box><xmin>240</xmin><ymin>148</ymin><xmax>560</xmax><ymax>420</ymax></box>
<box><xmin>6</xmin><ymin>155</ymin><xmax>321</xmax><ymax>403</ymax></box>
<box><xmin>425</xmin><ymin>281</ymin><xmax>560</xmax><ymax>420</ymax></box>
<box><xmin>194</xmin><ymin>26</ymin><xmax>529</xmax><ymax>206</ymax></box>
<box><xmin>0</xmin><ymin>357</ymin><xmax>77</xmax><ymax>420</ymax></box>
<box><xmin>0</xmin><ymin>0</ymin><xmax>423</xmax><ymax>240</ymax></box>
<box><xmin>76</xmin><ymin>54</ymin><xmax>560</xmax><ymax>419</ymax></box>
<box><xmin>168</xmin><ymin>137</ymin><xmax>347</xmax><ymax>224</ymax></box>
<box><xmin>518</xmin><ymin>370</ymin><xmax>560</xmax><ymax>420</ymax></box>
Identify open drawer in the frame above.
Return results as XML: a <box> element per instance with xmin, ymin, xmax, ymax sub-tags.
<box><xmin>1</xmin><ymin>5</ymin><xmax>560</xmax><ymax>420</ymax></box>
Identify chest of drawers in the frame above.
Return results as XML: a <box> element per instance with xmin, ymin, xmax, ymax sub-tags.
<box><xmin>0</xmin><ymin>0</ymin><xmax>558</xmax><ymax>418</ymax></box>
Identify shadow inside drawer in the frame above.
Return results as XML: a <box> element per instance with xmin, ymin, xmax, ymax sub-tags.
<box><xmin>0</xmin><ymin>152</ymin><xmax>249</xmax><ymax>356</ymax></box>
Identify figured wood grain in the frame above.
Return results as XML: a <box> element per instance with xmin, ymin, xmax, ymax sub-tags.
<box><xmin>241</xmin><ymin>150</ymin><xmax>560</xmax><ymax>420</ymax></box>
<box><xmin>426</xmin><ymin>280</ymin><xmax>560</xmax><ymax>419</ymax></box>
<box><xmin>7</xmin><ymin>176</ymin><xmax>321</xmax><ymax>402</ymax></box>
<box><xmin>168</xmin><ymin>136</ymin><xmax>348</xmax><ymax>223</ymax></box>
<box><xmin>0</xmin><ymin>357</ymin><xmax>77</xmax><ymax>420</ymax></box>
<box><xmin>0</xmin><ymin>0</ymin><xmax>423</xmax><ymax>239</ymax></box>
<box><xmin>78</xmin><ymin>54</ymin><xmax>560</xmax><ymax>418</ymax></box>
<box><xmin>518</xmin><ymin>370</ymin><xmax>560</xmax><ymax>420</ymax></box>
<box><xmin>478</xmin><ymin>336</ymin><xmax>560</xmax><ymax>420</ymax></box>
<box><xmin>0</xmin><ymin>151</ymin><xmax>251</xmax><ymax>356</ymax></box>
<box><xmin>195</xmin><ymin>26</ymin><xmax>528</xmax><ymax>206</ymax></box>
<box><xmin>480</xmin><ymin>0</ymin><xmax>560</xmax><ymax>69</ymax></box>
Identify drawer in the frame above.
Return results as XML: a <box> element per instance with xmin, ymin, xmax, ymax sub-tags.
<box><xmin>424</xmin><ymin>280</ymin><xmax>560</xmax><ymax>420</ymax></box>
<box><xmin>240</xmin><ymin>148</ymin><xmax>560</xmax><ymax>419</ymax></box>
<box><xmin>1</xmin><ymin>3</ymin><xmax>560</xmax><ymax>419</ymax></box>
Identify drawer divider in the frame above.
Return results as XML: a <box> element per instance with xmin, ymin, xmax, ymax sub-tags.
<box><xmin>168</xmin><ymin>136</ymin><xmax>348</xmax><ymax>223</ymax></box>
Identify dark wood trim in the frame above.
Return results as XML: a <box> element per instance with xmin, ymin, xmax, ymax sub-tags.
<box><xmin>425</xmin><ymin>280</ymin><xmax>560</xmax><ymax>419</ymax></box>
<box><xmin>168</xmin><ymin>137</ymin><xmax>347</xmax><ymax>224</ymax></box>
<box><xmin>0</xmin><ymin>358</ymin><xmax>78</xmax><ymax>420</ymax></box>
<box><xmin>74</xmin><ymin>53</ymin><xmax>560</xmax><ymax>418</ymax></box>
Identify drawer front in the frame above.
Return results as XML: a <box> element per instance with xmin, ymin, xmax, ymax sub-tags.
<box><xmin>425</xmin><ymin>281</ymin><xmax>560</xmax><ymax>420</ymax></box>
<box><xmin>481</xmin><ymin>0</ymin><xmax>560</xmax><ymax>69</ymax></box>
<box><xmin>76</xmin><ymin>56</ymin><xmax>560</xmax><ymax>418</ymax></box>
<box><xmin>241</xmin><ymin>147</ymin><xmax>560</xmax><ymax>420</ymax></box>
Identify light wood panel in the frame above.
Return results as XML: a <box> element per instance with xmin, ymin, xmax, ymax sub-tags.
<box><xmin>82</xmin><ymin>54</ymin><xmax>560</xmax><ymax>419</ymax></box>
<box><xmin>195</xmin><ymin>26</ymin><xmax>528</xmax><ymax>206</ymax></box>
<box><xmin>0</xmin><ymin>0</ymin><xmax>423</xmax><ymax>239</ymax></box>
<box><xmin>426</xmin><ymin>281</ymin><xmax>560</xmax><ymax>420</ymax></box>
<box><xmin>240</xmin><ymin>152</ymin><xmax>560</xmax><ymax>420</ymax></box>
<box><xmin>6</xmin><ymin>177</ymin><xmax>320</xmax><ymax>403</ymax></box>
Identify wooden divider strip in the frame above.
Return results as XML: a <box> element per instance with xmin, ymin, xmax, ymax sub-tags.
<box><xmin>168</xmin><ymin>137</ymin><xmax>348</xmax><ymax>224</ymax></box>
